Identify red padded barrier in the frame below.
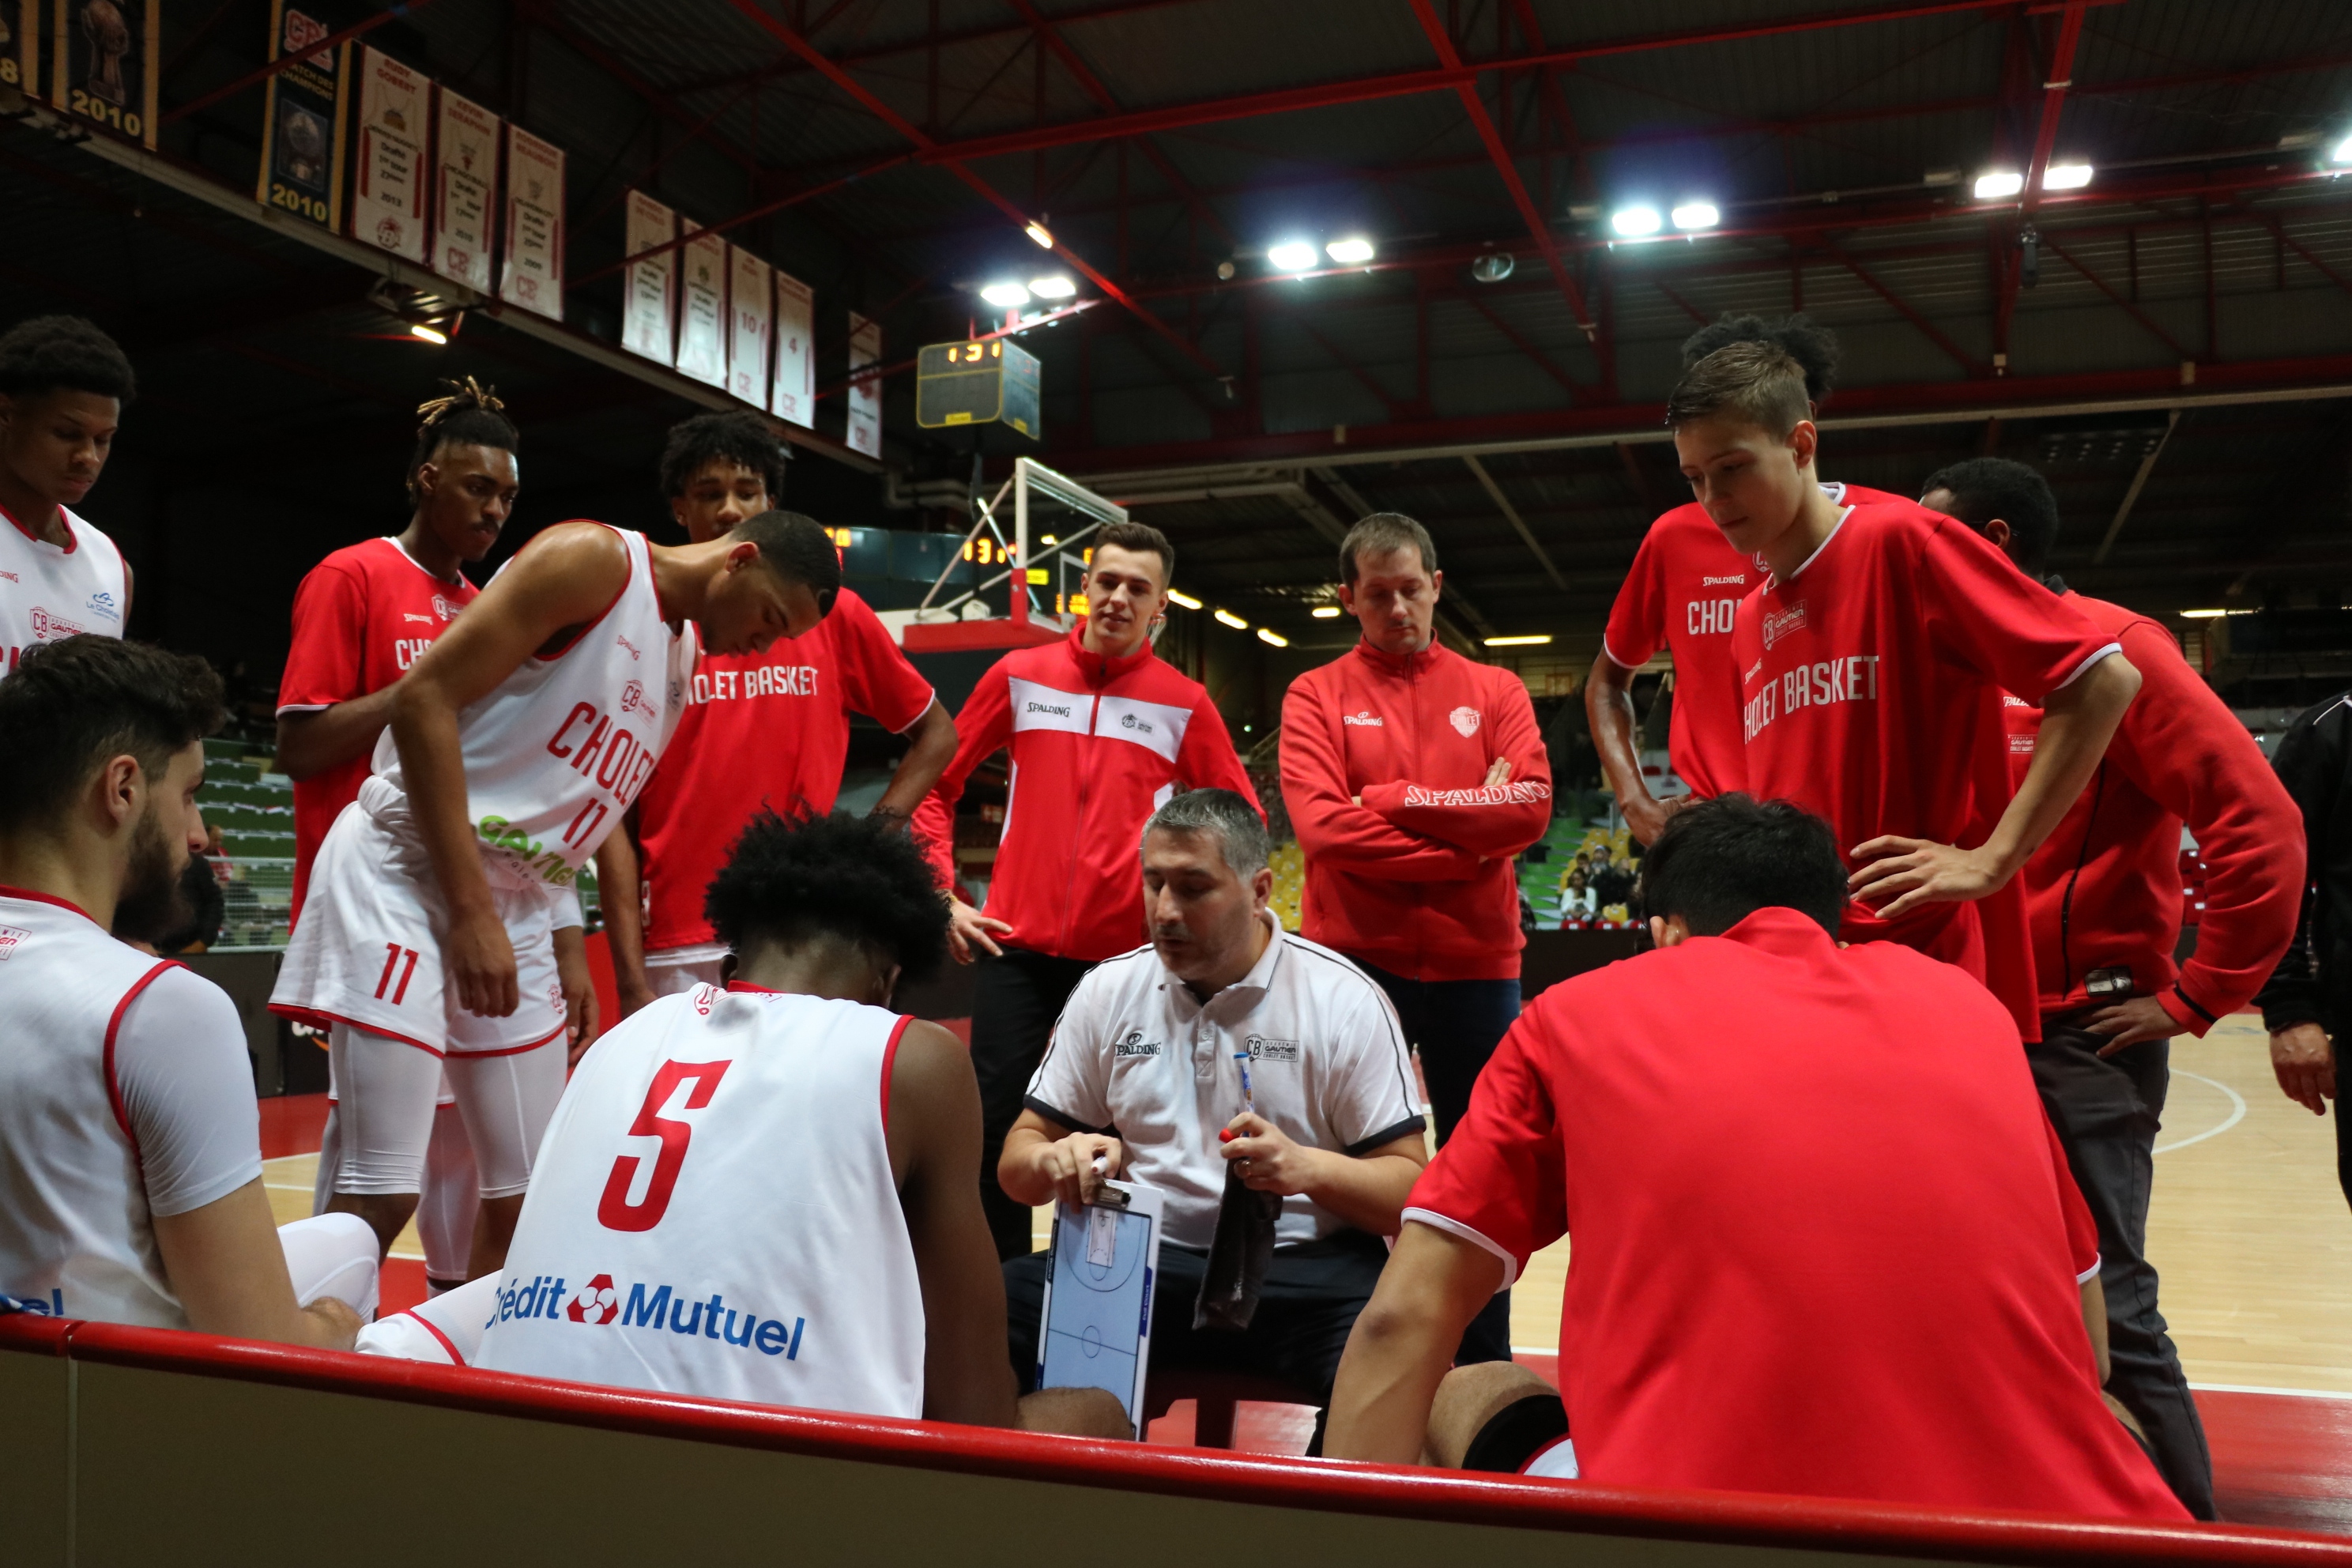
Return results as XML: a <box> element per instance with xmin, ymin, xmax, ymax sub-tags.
<box><xmin>6</xmin><ymin>1314</ymin><xmax>2350</xmax><ymax>1566</ymax></box>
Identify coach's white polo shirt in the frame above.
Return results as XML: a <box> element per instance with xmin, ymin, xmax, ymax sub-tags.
<box><xmin>1026</xmin><ymin>912</ymin><xmax>1425</xmax><ymax>1251</ymax></box>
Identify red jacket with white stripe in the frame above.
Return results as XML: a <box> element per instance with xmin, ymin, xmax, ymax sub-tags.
<box><xmin>2005</xmin><ymin>591</ymin><xmax>2303</xmax><ymax>1030</ymax></box>
<box><xmin>1281</xmin><ymin>639</ymin><xmax>1552</xmax><ymax>982</ymax></box>
<box><xmin>914</xmin><ymin>626</ymin><xmax>1259</xmax><ymax>963</ymax></box>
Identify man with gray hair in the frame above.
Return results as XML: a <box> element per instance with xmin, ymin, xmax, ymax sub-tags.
<box><xmin>998</xmin><ymin>787</ymin><xmax>1428</xmax><ymax>1436</ymax></box>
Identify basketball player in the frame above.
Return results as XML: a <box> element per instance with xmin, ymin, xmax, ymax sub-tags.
<box><xmin>475</xmin><ymin>809</ymin><xmax>1125</xmax><ymax>1439</ymax></box>
<box><xmin>1587</xmin><ymin>314</ymin><xmax>1899</xmax><ymax>842</ymax></box>
<box><xmin>910</xmin><ymin>521</ymin><xmax>1260</xmax><ymax>1261</ymax></box>
<box><xmin>597</xmin><ymin>411</ymin><xmax>956</xmax><ymax>1009</ymax></box>
<box><xmin>1326</xmin><ymin>796</ymin><xmax>2184</xmax><ymax>1521</ymax></box>
<box><xmin>0</xmin><ymin>636</ymin><xmax>371</xmax><ymax>1345</ymax></box>
<box><xmin>0</xmin><ymin>315</ymin><xmax>135</xmax><ymax>669</ymax></box>
<box><xmin>1671</xmin><ymin>341</ymin><xmax>2139</xmax><ymax>1041</ymax></box>
<box><xmin>276</xmin><ymin>379</ymin><xmax>519</xmax><ymax>1295</ymax></box>
<box><xmin>270</xmin><ymin>507</ymin><xmax>841</xmax><ymax>1283</ymax></box>
<box><xmin>1923</xmin><ymin>456</ymin><xmax>2301</xmax><ymax>1518</ymax></box>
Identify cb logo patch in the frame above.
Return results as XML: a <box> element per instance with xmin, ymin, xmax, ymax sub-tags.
<box><xmin>567</xmin><ymin>1273</ymin><xmax>620</xmax><ymax>1325</ymax></box>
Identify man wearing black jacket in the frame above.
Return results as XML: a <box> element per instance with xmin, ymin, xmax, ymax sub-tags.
<box><xmin>2256</xmin><ymin>690</ymin><xmax>2352</xmax><ymax>1209</ymax></box>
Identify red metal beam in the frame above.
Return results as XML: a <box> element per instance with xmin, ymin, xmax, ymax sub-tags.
<box><xmin>164</xmin><ymin>0</ymin><xmax>441</xmax><ymax>124</ymax></box>
<box><xmin>910</xmin><ymin>0</ymin><xmax>2037</xmax><ymax>168</ymax></box>
<box><xmin>1408</xmin><ymin>0</ymin><xmax>1596</xmax><ymax>337</ymax></box>
<box><xmin>1825</xmin><ymin>245</ymin><xmax>1988</xmax><ymax>377</ymax></box>
<box><xmin>1461</xmin><ymin>291</ymin><xmax>1585</xmax><ymax>402</ymax></box>
<box><xmin>517</xmin><ymin>0</ymin><xmax>762</xmax><ymax>177</ymax></box>
<box><xmin>1051</xmin><ymin>351</ymin><xmax>2352</xmax><ymax>473</ymax></box>
<box><xmin>2019</xmin><ymin>0</ymin><xmax>2090</xmax><ymax>217</ymax></box>
<box><xmin>2034</xmin><ymin>230</ymin><xmax>2192</xmax><ymax>361</ymax></box>
<box><xmin>721</xmin><ymin>0</ymin><xmax>1224</xmax><ymax>379</ymax></box>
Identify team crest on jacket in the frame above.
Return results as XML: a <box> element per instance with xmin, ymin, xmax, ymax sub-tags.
<box><xmin>1762</xmin><ymin>601</ymin><xmax>1808</xmax><ymax>650</ymax></box>
<box><xmin>1449</xmin><ymin>706</ymin><xmax>1481</xmax><ymax>737</ymax></box>
<box><xmin>567</xmin><ymin>1273</ymin><xmax>620</xmax><ymax>1325</ymax></box>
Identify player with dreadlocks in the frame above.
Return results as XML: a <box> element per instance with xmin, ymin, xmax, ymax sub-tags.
<box><xmin>275</xmin><ymin>378</ymin><xmax>523</xmax><ymax>1295</ymax></box>
<box><xmin>1585</xmin><ymin>315</ymin><xmax>1902</xmax><ymax>843</ymax></box>
<box><xmin>0</xmin><ymin>315</ymin><xmax>138</xmax><ymax>672</ymax></box>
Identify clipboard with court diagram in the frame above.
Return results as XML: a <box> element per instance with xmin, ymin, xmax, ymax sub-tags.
<box><xmin>1036</xmin><ymin>1180</ymin><xmax>1165</xmax><ymax>1438</ymax></box>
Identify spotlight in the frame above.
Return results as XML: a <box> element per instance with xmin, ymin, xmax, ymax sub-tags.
<box><xmin>1609</xmin><ymin>206</ymin><xmax>1662</xmax><ymax>238</ymax></box>
<box><xmin>2179</xmin><ymin>607</ymin><xmax>2256</xmax><ymax>619</ymax></box>
<box><xmin>409</xmin><ymin>323</ymin><xmax>448</xmax><ymax>345</ymax></box>
<box><xmin>1029</xmin><ymin>274</ymin><xmax>1077</xmax><ymax>300</ymax></box>
<box><xmin>1324</xmin><ymin>236</ymin><xmax>1375</xmax><ymax>265</ymax></box>
<box><xmin>1267</xmin><ymin>239</ymin><xmax>1319</xmax><ymax>273</ymax></box>
<box><xmin>1669</xmin><ymin>202</ymin><xmax>1720</xmax><ymax>232</ymax></box>
<box><xmin>1973</xmin><ymin>170</ymin><xmax>2024</xmax><ymax>200</ymax></box>
<box><xmin>1213</xmin><ymin>608</ymin><xmax>1248</xmax><ymax>630</ymax></box>
<box><xmin>1483</xmin><ymin>634</ymin><xmax>1554</xmax><ymax>647</ymax></box>
<box><xmin>1256</xmin><ymin>628</ymin><xmax>1288</xmax><ymax>648</ymax></box>
<box><xmin>1470</xmin><ymin>251</ymin><xmax>1515</xmax><ymax>284</ymax></box>
<box><xmin>1310</xmin><ymin>605</ymin><xmax>1340</xmax><ymax>619</ymax></box>
<box><xmin>979</xmin><ymin>281</ymin><xmax>1031</xmax><ymax>308</ymax></box>
<box><xmin>2331</xmin><ymin>134</ymin><xmax>2352</xmax><ymax>167</ymax></box>
<box><xmin>1167</xmin><ymin>588</ymin><xmax>1202</xmax><ymax>609</ymax></box>
<box><xmin>2042</xmin><ymin>163</ymin><xmax>2093</xmax><ymax>190</ymax></box>
<box><xmin>1024</xmin><ymin>222</ymin><xmax>1054</xmax><ymax>248</ymax></box>
<box><xmin>1039</xmin><ymin>535</ymin><xmax>1058</xmax><ymax>548</ymax></box>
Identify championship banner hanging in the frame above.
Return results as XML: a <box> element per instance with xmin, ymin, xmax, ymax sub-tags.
<box><xmin>619</xmin><ymin>190</ymin><xmax>676</xmax><ymax>363</ymax></box>
<box><xmin>52</xmin><ymin>0</ymin><xmax>157</xmax><ymax>149</ymax></box>
<box><xmin>254</xmin><ymin>1</ymin><xmax>349</xmax><ymax>225</ymax></box>
<box><xmin>846</xmin><ymin>311</ymin><xmax>883</xmax><ymax>459</ymax></box>
<box><xmin>727</xmin><ymin>247</ymin><xmax>773</xmax><ymax>408</ymax></box>
<box><xmin>350</xmin><ymin>46</ymin><xmax>427</xmax><ymax>263</ymax></box>
<box><xmin>673</xmin><ymin>224</ymin><xmax>728</xmax><ymax>388</ymax></box>
<box><xmin>499</xmin><ymin>124</ymin><xmax>564</xmax><ymax>320</ymax></box>
<box><xmin>3</xmin><ymin>0</ymin><xmax>36</xmax><ymax>103</ymax></box>
<box><xmin>431</xmin><ymin>86</ymin><xmax>497</xmax><ymax>293</ymax></box>
<box><xmin>771</xmin><ymin>271</ymin><xmax>815</xmax><ymax>428</ymax></box>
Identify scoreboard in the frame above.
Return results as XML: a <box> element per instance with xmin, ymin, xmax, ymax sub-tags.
<box><xmin>916</xmin><ymin>337</ymin><xmax>1041</xmax><ymax>439</ymax></box>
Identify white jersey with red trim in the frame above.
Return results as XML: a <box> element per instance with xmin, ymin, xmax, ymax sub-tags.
<box><xmin>476</xmin><ymin>986</ymin><xmax>925</xmax><ymax>1419</ymax></box>
<box><xmin>0</xmin><ymin>502</ymin><xmax>128</xmax><ymax>671</ymax></box>
<box><xmin>0</xmin><ymin>895</ymin><xmax>220</xmax><ymax>1328</ymax></box>
<box><xmin>366</xmin><ymin>525</ymin><xmax>688</xmax><ymax>886</ymax></box>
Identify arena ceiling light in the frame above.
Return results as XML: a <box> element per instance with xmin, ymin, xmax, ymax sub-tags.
<box><xmin>1213</xmin><ymin>608</ymin><xmax>1249</xmax><ymax>630</ymax></box>
<box><xmin>2178</xmin><ymin>607</ymin><xmax>2257</xmax><ymax>618</ymax></box>
<box><xmin>1324</xmin><ymin>236</ymin><xmax>1376</xmax><ymax>265</ymax></box>
<box><xmin>979</xmin><ymin>281</ymin><xmax>1031</xmax><ymax>308</ymax></box>
<box><xmin>1973</xmin><ymin>169</ymin><xmax>2025</xmax><ymax>200</ymax></box>
<box><xmin>1257</xmin><ymin>628</ymin><xmax>1289</xmax><ymax>648</ymax></box>
<box><xmin>2043</xmin><ymin>163</ymin><xmax>2094</xmax><ymax>190</ymax></box>
<box><xmin>1483</xmin><ymin>634</ymin><xmax>1554</xmax><ymax>646</ymax></box>
<box><xmin>1024</xmin><ymin>221</ymin><xmax>1054</xmax><ymax>248</ymax></box>
<box><xmin>1267</xmin><ymin>239</ymin><xmax>1319</xmax><ymax>273</ymax></box>
<box><xmin>2331</xmin><ymin>134</ymin><xmax>2352</xmax><ymax>167</ymax></box>
<box><xmin>1167</xmin><ymin>588</ymin><xmax>1202</xmax><ymax>609</ymax></box>
<box><xmin>1669</xmin><ymin>202</ymin><xmax>1720</xmax><ymax>232</ymax></box>
<box><xmin>409</xmin><ymin>323</ymin><xmax>448</xmax><ymax>345</ymax></box>
<box><xmin>1028</xmin><ymin>274</ymin><xmax>1077</xmax><ymax>300</ymax></box>
<box><xmin>1608</xmin><ymin>205</ymin><xmax>1662</xmax><ymax>238</ymax></box>
<box><xmin>1310</xmin><ymin>605</ymin><xmax>1341</xmax><ymax>619</ymax></box>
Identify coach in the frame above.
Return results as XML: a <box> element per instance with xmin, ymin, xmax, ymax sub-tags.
<box><xmin>1325</xmin><ymin>795</ymin><xmax>2184</xmax><ymax>1521</ymax></box>
<box><xmin>1925</xmin><ymin>458</ymin><xmax>2301</xmax><ymax>1520</ymax></box>
<box><xmin>1280</xmin><ymin>512</ymin><xmax>1551</xmax><ymax>1363</ymax></box>
<box><xmin>1000</xmin><ymin>790</ymin><xmax>1427</xmax><ymax>1433</ymax></box>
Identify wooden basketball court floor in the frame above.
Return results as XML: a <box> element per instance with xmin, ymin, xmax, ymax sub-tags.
<box><xmin>258</xmin><ymin>1012</ymin><xmax>2352</xmax><ymax>1531</ymax></box>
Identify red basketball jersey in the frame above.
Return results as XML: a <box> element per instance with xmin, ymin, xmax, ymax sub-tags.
<box><xmin>277</xmin><ymin>537</ymin><xmax>478</xmax><ymax>920</ymax></box>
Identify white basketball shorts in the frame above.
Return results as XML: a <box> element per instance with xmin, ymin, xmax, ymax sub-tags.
<box><xmin>271</xmin><ymin>801</ymin><xmax>567</xmax><ymax>1057</ymax></box>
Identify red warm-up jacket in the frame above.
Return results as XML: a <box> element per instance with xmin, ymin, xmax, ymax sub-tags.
<box><xmin>2005</xmin><ymin>592</ymin><xmax>2303</xmax><ymax>1030</ymax></box>
<box><xmin>914</xmin><ymin>625</ymin><xmax>1258</xmax><ymax>963</ymax></box>
<box><xmin>1281</xmin><ymin>639</ymin><xmax>1552</xmax><ymax>982</ymax></box>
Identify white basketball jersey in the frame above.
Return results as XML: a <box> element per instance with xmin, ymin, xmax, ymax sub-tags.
<box><xmin>476</xmin><ymin>986</ymin><xmax>926</xmax><ymax>1419</ymax></box>
<box><xmin>0</xmin><ymin>503</ymin><xmax>128</xmax><ymax>670</ymax></box>
<box><xmin>368</xmin><ymin>525</ymin><xmax>688</xmax><ymax>884</ymax></box>
<box><xmin>0</xmin><ymin>892</ymin><xmax>190</xmax><ymax>1328</ymax></box>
